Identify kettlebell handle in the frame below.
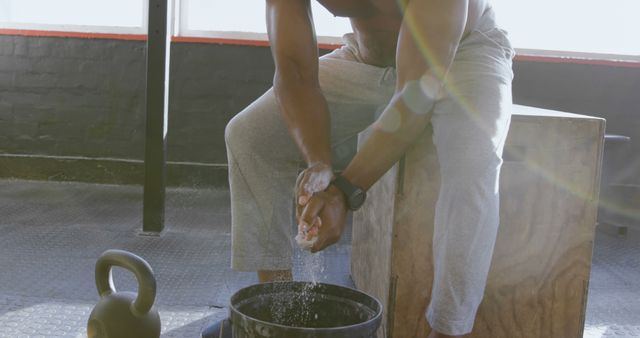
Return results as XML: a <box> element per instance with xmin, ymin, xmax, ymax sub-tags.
<box><xmin>95</xmin><ymin>249</ymin><xmax>157</xmax><ymax>317</ymax></box>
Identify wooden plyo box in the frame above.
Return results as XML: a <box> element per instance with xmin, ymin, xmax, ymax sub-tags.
<box><xmin>351</xmin><ymin>105</ymin><xmax>605</xmax><ymax>338</ymax></box>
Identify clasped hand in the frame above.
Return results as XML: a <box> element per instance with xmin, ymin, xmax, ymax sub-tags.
<box><xmin>295</xmin><ymin>163</ymin><xmax>348</xmax><ymax>253</ymax></box>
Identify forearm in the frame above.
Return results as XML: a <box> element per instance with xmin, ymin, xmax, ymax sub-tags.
<box><xmin>267</xmin><ymin>0</ymin><xmax>332</xmax><ymax>167</ymax></box>
<box><xmin>274</xmin><ymin>77</ymin><xmax>332</xmax><ymax>167</ymax></box>
<box><xmin>341</xmin><ymin>94</ymin><xmax>430</xmax><ymax>190</ymax></box>
<box><xmin>343</xmin><ymin>0</ymin><xmax>468</xmax><ymax>190</ymax></box>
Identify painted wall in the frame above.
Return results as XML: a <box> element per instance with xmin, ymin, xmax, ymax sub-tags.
<box><xmin>0</xmin><ymin>35</ymin><xmax>146</xmax><ymax>159</ymax></box>
<box><xmin>0</xmin><ymin>34</ymin><xmax>638</xmax><ymax>187</ymax></box>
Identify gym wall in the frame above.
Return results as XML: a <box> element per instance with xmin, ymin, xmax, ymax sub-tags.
<box><xmin>0</xmin><ymin>33</ymin><xmax>638</xmax><ymax>187</ymax></box>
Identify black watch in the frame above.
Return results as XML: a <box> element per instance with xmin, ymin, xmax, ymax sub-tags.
<box><xmin>330</xmin><ymin>175</ymin><xmax>366</xmax><ymax>211</ymax></box>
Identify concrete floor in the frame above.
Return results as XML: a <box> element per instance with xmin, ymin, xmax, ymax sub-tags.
<box><xmin>0</xmin><ymin>178</ymin><xmax>638</xmax><ymax>337</ymax></box>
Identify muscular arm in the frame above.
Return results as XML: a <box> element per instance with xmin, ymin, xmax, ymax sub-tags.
<box><xmin>342</xmin><ymin>0</ymin><xmax>469</xmax><ymax>190</ymax></box>
<box><xmin>296</xmin><ymin>0</ymin><xmax>472</xmax><ymax>252</ymax></box>
<box><xmin>266</xmin><ymin>0</ymin><xmax>332</xmax><ymax>167</ymax></box>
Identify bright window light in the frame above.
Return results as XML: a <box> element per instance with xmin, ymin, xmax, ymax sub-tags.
<box><xmin>491</xmin><ymin>0</ymin><xmax>640</xmax><ymax>56</ymax></box>
<box><xmin>181</xmin><ymin>0</ymin><xmax>351</xmax><ymax>39</ymax></box>
<box><xmin>0</xmin><ymin>0</ymin><xmax>637</xmax><ymax>57</ymax></box>
<box><xmin>181</xmin><ymin>0</ymin><xmax>638</xmax><ymax>56</ymax></box>
<box><xmin>0</xmin><ymin>0</ymin><xmax>146</xmax><ymax>33</ymax></box>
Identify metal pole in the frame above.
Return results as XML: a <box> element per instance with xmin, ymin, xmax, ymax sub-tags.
<box><xmin>143</xmin><ymin>0</ymin><xmax>171</xmax><ymax>233</ymax></box>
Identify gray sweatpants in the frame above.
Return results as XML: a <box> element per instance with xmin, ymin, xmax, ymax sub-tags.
<box><xmin>225</xmin><ymin>7</ymin><xmax>514</xmax><ymax>335</ymax></box>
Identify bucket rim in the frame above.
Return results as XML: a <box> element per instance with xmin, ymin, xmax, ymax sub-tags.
<box><xmin>229</xmin><ymin>281</ymin><xmax>383</xmax><ymax>333</ymax></box>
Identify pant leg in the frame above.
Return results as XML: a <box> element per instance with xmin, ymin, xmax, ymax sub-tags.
<box><xmin>425</xmin><ymin>9</ymin><xmax>516</xmax><ymax>335</ymax></box>
<box><xmin>226</xmin><ymin>43</ymin><xmax>396</xmax><ymax>272</ymax></box>
<box><xmin>226</xmin><ymin>89</ymin><xmax>301</xmax><ymax>271</ymax></box>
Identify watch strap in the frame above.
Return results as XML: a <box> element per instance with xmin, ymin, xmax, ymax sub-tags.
<box><xmin>330</xmin><ymin>174</ymin><xmax>365</xmax><ymax>211</ymax></box>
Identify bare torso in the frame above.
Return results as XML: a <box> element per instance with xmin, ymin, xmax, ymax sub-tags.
<box><xmin>317</xmin><ymin>0</ymin><xmax>489</xmax><ymax>67</ymax></box>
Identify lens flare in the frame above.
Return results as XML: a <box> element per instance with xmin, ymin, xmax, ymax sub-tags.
<box><xmin>400</xmin><ymin>12</ymin><xmax>624</xmax><ymax>213</ymax></box>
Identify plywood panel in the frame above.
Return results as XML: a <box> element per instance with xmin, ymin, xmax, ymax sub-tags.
<box><xmin>352</xmin><ymin>134</ymin><xmax>399</xmax><ymax>338</ymax></box>
<box><xmin>471</xmin><ymin>114</ymin><xmax>604</xmax><ymax>338</ymax></box>
<box><xmin>389</xmin><ymin>129</ymin><xmax>439</xmax><ymax>338</ymax></box>
<box><xmin>351</xmin><ymin>105</ymin><xmax>605</xmax><ymax>338</ymax></box>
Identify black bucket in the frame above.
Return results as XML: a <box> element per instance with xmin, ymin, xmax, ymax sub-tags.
<box><xmin>229</xmin><ymin>281</ymin><xmax>382</xmax><ymax>338</ymax></box>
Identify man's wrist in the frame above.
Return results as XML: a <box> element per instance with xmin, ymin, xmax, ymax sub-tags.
<box><xmin>329</xmin><ymin>175</ymin><xmax>367</xmax><ymax>211</ymax></box>
<box><xmin>307</xmin><ymin>161</ymin><xmax>333</xmax><ymax>171</ymax></box>
<box><xmin>306</xmin><ymin>152</ymin><xmax>332</xmax><ymax>169</ymax></box>
<box><xmin>301</xmin><ymin>162</ymin><xmax>335</xmax><ymax>196</ymax></box>
<box><xmin>339</xmin><ymin>170</ymin><xmax>369</xmax><ymax>193</ymax></box>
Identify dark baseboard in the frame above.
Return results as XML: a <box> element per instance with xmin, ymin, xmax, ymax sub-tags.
<box><xmin>0</xmin><ymin>154</ymin><xmax>229</xmax><ymax>188</ymax></box>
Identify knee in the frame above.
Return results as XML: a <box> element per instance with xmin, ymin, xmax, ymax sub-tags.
<box><xmin>224</xmin><ymin>110</ymin><xmax>274</xmax><ymax>161</ymax></box>
<box><xmin>225</xmin><ymin>113</ymin><xmax>256</xmax><ymax>156</ymax></box>
<box><xmin>225</xmin><ymin>114</ymin><xmax>241</xmax><ymax>147</ymax></box>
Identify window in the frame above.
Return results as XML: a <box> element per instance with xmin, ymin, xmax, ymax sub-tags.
<box><xmin>179</xmin><ymin>0</ymin><xmax>639</xmax><ymax>58</ymax></box>
<box><xmin>491</xmin><ymin>0</ymin><xmax>640</xmax><ymax>57</ymax></box>
<box><xmin>177</xmin><ymin>0</ymin><xmax>351</xmax><ymax>44</ymax></box>
<box><xmin>1</xmin><ymin>0</ymin><xmax>638</xmax><ymax>58</ymax></box>
<box><xmin>0</xmin><ymin>0</ymin><xmax>147</xmax><ymax>34</ymax></box>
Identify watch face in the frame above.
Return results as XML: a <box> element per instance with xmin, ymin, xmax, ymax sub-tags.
<box><xmin>349</xmin><ymin>189</ymin><xmax>366</xmax><ymax>210</ymax></box>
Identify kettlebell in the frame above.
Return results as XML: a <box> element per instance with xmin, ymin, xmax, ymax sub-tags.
<box><xmin>87</xmin><ymin>249</ymin><xmax>161</xmax><ymax>338</ymax></box>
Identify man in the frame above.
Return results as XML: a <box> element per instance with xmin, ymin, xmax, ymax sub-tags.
<box><xmin>205</xmin><ymin>0</ymin><xmax>514</xmax><ymax>336</ymax></box>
